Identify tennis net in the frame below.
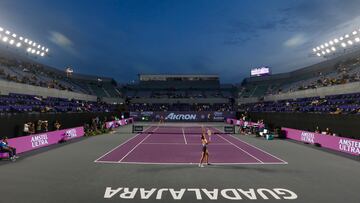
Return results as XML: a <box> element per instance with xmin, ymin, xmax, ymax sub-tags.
<box><xmin>132</xmin><ymin>124</ymin><xmax>235</xmax><ymax>134</ymax></box>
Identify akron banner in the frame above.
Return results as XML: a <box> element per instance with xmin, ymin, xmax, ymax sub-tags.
<box><xmin>130</xmin><ymin>111</ymin><xmax>236</xmax><ymax>122</ymax></box>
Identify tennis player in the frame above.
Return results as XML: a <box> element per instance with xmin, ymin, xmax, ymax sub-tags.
<box><xmin>159</xmin><ymin>115</ymin><xmax>165</xmax><ymax>124</ymax></box>
<box><xmin>199</xmin><ymin>127</ymin><xmax>210</xmax><ymax>167</ymax></box>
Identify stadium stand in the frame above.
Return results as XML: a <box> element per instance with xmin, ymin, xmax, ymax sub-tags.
<box><xmin>238</xmin><ymin>92</ymin><xmax>360</xmax><ymax>114</ymax></box>
<box><xmin>0</xmin><ymin>48</ymin><xmax>121</xmax><ymax>98</ymax></box>
<box><xmin>239</xmin><ymin>52</ymin><xmax>360</xmax><ymax>99</ymax></box>
<box><xmin>0</xmin><ymin>93</ymin><xmax>116</xmax><ymax>113</ymax></box>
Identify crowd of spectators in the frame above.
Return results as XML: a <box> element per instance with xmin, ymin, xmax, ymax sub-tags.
<box><xmin>23</xmin><ymin>120</ymin><xmax>57</xmax><ymax>135</ymax></box>
<box><xmin>0</xmin><ymin>93</ymin><xmax>116</xmax><ymax>113</ymax></box>
<box><xmin>295</xmin><ymin>69</ymin><xmax>360</xmax><ymax>92</ymax></box>
<box><xmin>279</xmin><ymin>60</ymin><xmax>360</xmax><ymax>94</ymax></box>
<box><xmin>0</xmin><ymin>57</ymin><xmax>75</xmax><ymax>92</ymax></box>
<box><xmin>239</xmin><ymin>92</ymin><xmax>360</xmax><ymax>114</ymax></box>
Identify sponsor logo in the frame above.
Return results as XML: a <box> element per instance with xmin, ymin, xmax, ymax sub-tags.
<box><xmin>300</xmin><ymin>132</ymin><xmax>315</xmax><ymax>144</ymax></box>
<box><xmin>339</xmin><ymin>139</ymin><xmax>360</xmax><ymax>155</ymax></box>
<box><xmin>213</xmin><ymin>116</ymin><xmax>224</xmax><ymax>121</ymax></box>
<box><xmin>130</xmin><ymin>112</ymin><xmax>140</xmax><ymax>118</ymax></box>
<box><xmin>104</xmin><ymin>187</ymin><xmax>297</xmax><ymax>200</ymax></box>
<box><xmin>31</xmin><ymin>134</ymin><xmax>48</xmax><ymax>148</ymax></box>
<box><xmin>65</xmin><ymin>129</ymin><xmax>78</xmax><ymax>139</ymax></box>
<box><xmin>165</xmin><ymin>113</ymin><xmax>197</xmax><ymax>120</ymax></box>
<box><xmin>140</xmin><ymin>111</ymin><xmax>154</xmax><ymax>116</ymax></box>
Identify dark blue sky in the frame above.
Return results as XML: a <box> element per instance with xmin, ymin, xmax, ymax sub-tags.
<box><xmin>1</xmin><ymin>0</ymin><xmax>360</xmax><ymax>83</ymax></box>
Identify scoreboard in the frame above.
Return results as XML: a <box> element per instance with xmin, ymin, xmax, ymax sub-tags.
<box><xmin>251</xmin><ymin>66</ymin><xmax>271</xmax><ymax>77</ymax></box>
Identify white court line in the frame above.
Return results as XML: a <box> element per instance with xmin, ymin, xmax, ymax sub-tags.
<box><xmin>227</xmin><ymin>134</ymin><xmax>288</xmax><ymax>164</ymax></box>
<box><xmin>216</xmin><ymin>134</ymin><xmax>264</xmax><ymax>163</ymax></box>
<box><xmin>212</xmin><ymin>126</ymin><xmax>288</xmax><ymax>164</ymax></box>
<box><xmin>141</xmin><ymin>142</ymin><xmax>231</xmax><ymax>145</ymax></box>
<box><xmin>117</xmin><ymin>126</ymin><xmax>159</xmax><ymax>162</ymax></box>
<box><xmin>95</xmin><ymin>161</ymin><xmax>288</xmax><ymax>165</ymax></box>
<box><xmin>182</xmin><ymin>127</ymin><xmax>188</xmax><ymax>144</ymax></box>
<box><xmin>94</xmin><ymin>126</ymin><xmax>152</xmax><ymax>163</ymax></box>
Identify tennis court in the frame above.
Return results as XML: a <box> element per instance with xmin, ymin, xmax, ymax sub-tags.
<box><xmin>95</xmin><ymin>124</ymin><xmax>287</xmax><ymax>165</ymax></box>
<box><xmin>1</xmin><ymin>122</ymin><xmax>359</xmax><ymax>203</ymax></box>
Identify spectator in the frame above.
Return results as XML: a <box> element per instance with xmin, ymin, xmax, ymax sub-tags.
<box><xmin>23</xmin><ymin>122</ymin><xmax>30</xmax><ymax>135</ymax></box>
<box><xmin>36</xmin><ymin>120</ymin><xmax>43</xmax><ymax>133</ymax></box>
<box><xmin>0</xmin><ymin>137</ymin><xmax>18</xmax><ymax>161</ymax></box>
<box><xmin>29</xmin><ymin>122</ymin><xmax>36</xmax><ymax>134</ymax></box>
<box><xmin>325</xmin><ymin>128</ymin><xmax>332</xmax><ymax>135</ymax></box>
<box><xmin>54</xmin><ymin>121</ymin><xmax>61</xmax><ymax>130</ymax></box>
<box><xmin>42</xmin><ymin>120</ymin><xmax>49</xmax><ymax>132</ymax></box>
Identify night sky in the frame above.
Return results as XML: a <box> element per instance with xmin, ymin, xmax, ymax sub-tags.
<box><xmin>1</xmin><ymin>0</ymin><xmax>360</xmax><ymax>83</ymax></box>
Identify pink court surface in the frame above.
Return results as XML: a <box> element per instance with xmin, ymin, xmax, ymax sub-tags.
<box><xmin>94</xmin><ymin>125</ymin><xmax>287</xmax><ymax>165</ymax></box>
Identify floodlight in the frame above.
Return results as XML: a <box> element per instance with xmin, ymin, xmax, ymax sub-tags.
<box><xmin>355</xmin><ymin>37</ymin><xmax>360</xmax><ymax>42</ymax></box>
<box><xmin>341</xmin><ymin>42</ymin><xmax>347</xmax><ymax>47</ymax></box>
<box><xmin>340</xmin><ymin>37</ymin><xmax>344</xmax><ymax>40</ymax></box>
<box><xmin>316</xmin><ymin>53</ymin><xmax>321</xmax><ymax>56</ymax></box>
<box><xmin>334</xmin><ymin>38</ymin><xmax>339</xmax><ymax>43</ymax></box>
<box><xmin>27</xmin><ymin>47</ymin><xmax>31</xmax><ymax>52</ymax></box>
<box><xmin>316</xmin><ymin>46</ymin><xmax>320</xmax><ymax>50</ymax></box>
<box><xmin>2</xmin><ymin>36</ymin><xmax>8</xmax><ymax>42</ymax></box>
<box><xmin>353</xmin><ymin>31</ymin><xmax>358</xmax><ymax>35</ymax></box>
<box><xmin>345</xmin><ymin>34</ymin><xmax>349</xmax><ymax>38</ymax></box>
<box><xmin>33</xmin><ymin>42</ymin><xmax>36</xmax><ymax>47</ymax></box>
<box><xmin>331</xmin><ymin>47</ymin><xmax>336</xmax><ymax>51</ymax></box>
<box><xmin>37</xmin><ymin>45</ymin><xmax>40</xmax><ymax>48</ymax></box>
<box><xmin>312</xmin><ymin>48</ymin><xmax>317</xmax><ymax>52</ymax></box>
<box><xmin>5</xmin><ymin>30</ymin><xmax>10</xmax><ymax>35</ymax></box>
<box><xmin>347</xmin><ymin>40</ymin><xmax>353</xmax><ymax>45</ymax></box>
<box><xmin>24</xmin><ymin>38</ymin><xmax>28</xmax><ymax>43</ymax></box>
<box><xmin>9</xmin><ymin>39</ymin><xmax>14</xmax><ymax>45</ymax></box>
<box><xmin>41</xmin><ymin>46</ymin><xmax>45</xmax><ymax>50</ymax></box>
<box><xmin>321</xmin><ymin>51</ymin><xmax>326</xmax><ymax>54</ymax></box>
<box><xmin>19</xmin><ymin>36</ymin><xmax>23</xmax><ymax>41</ymax></box>
<box><xmin>320</xmin><ymin>45</ymin><xmax>324</xmax><ymax>49</ymax></box>
<box><xmin>45</xmin><ymin>48</ymin><xmax>49</xmax><ymax>52</ymax></box>
<box><xmin>16</xmin><ymin>42</ymin><xmax>21</xmax><ymax>47</ymax></box>
<box><xmin>31</xmin><ymin>49</ymin><xmax>35</xmax><ymax>54</ymax></box>
<box><xmin>40</xmin><ymin>52</ymin><xmax>44</xmax><ymax>56</ymax></box>
<box><xmin>12</xmin><ymin>33</ymin><xmax>16</xmax><ymax>38</ymax></box>
<box><xmin>29</xmin><ymin>40</ymin><xmax>33</xmax><ymax>45</ymax></box>
<box><xmin>329</xmin><ymin>41</ymin><xmax>334</xmax><ymax>45</ymax></box>
<box><xmin>325</xmin><ymin>49</ymin><xmax>330</xmax><ymax>53</ymax></box>
<box><xmin>324</xmin><ymin>43</ymin><xmax>329</xmax><ymax>47</ymax></box>
<box><xmin>0</xmin><ymin>27</ymin><xmax>3</xmax><ymax>32</ymax></box>
<box><xmin>36</xmin><ymin>50</ymin><xmax>40</xmax><ymax>55</ymax></box>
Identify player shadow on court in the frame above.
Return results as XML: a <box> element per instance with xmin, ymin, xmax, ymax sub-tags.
<box><xmin>136</xmin><ymin>164</ymin><xmax>283</xmax><ymax>173</ymax></box>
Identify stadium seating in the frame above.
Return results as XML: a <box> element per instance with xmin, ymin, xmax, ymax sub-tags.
<box><xmin>0</xmin><ymin>54</ymin><xmax>121</xmax><ymax>98</ymax></box>
<box><xmin>238</xmin><ymin>92</ymin><xmax>360</xmax><ymax>114</ymax></box>
<box><xmin>0</xmin><ymin>93</ymin><xmax>116</xmax><ymax>113</ymax></box>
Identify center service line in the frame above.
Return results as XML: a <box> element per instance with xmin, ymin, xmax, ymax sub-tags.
<box><xmin>182</xmin><ymin>127</ymin><xmax>188</xmax><ymax>144</ymax></box>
